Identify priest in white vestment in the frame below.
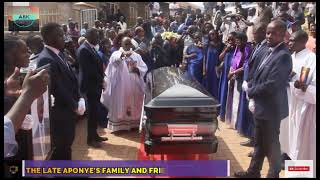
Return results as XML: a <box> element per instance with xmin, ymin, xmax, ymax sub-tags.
<box><xmin>102</xmin><ymin>37</ymin><xmax>148</xmax><ymax>132</ymax></box>
<box><xmin>283</xmin><ymin>31</ymin><xmax>316</xmax><ymax>170</ymax></box>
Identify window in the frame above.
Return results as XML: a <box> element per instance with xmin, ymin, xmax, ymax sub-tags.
<box><xmin>108</xmin><ymin>3</ymin><xmax>119</xmax><ymax>15</ymax></box>
<box><xmin>39</xmin><ymin>8</ymin><xmax>59</xmax><ymax>27</ymax></box>
<box><xmin>129</xmin><ymin>3</ymin><xmax>137</xmax><ymax>25</ymax></box>
<box><xmin>145</xmin><ymin>4</ymin><xmax>150</xmax><ymax>19</ymax></box>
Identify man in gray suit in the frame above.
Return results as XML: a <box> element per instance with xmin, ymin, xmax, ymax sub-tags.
<box><xmin>235</xmin><ymin>20</ymin><xmax>292</xmax><ymax>178</ymax></box>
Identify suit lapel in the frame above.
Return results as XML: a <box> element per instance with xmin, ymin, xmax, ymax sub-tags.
<box><xmin>84</xmin><ymin>42</ymin><xmax>104</xmax><ymax>75</ymax></box>
<box><xmin>84</xmin><ymin>42</ymin><xmax>102</xmax><ymax>61</ymax></box>
<box><xmin>255</xmin><ymin>47</ymin><xmax>280</xmax><ymax>77</ymax></box>
<box><xmin>45</xmin><ymin>47</ymin><xmax>76</xmax><ymax>82</ymax></box>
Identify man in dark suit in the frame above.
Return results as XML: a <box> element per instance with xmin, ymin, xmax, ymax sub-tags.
<box><xmin>235</xmin><ymin>20</ymin><xmax>292</xmax><ymax>178</ymax></box>
<box><xmin>77</xmin><ymin>28</ymin><xmax>108</xmax><ymax>148</ymax></box>
<box><xmin>240</xmin><ymin>23</ymin><xmax>269</xmax><ymax>149</ymax></box>
<box><xmin>37</xmin><ymin>23</ymin><xmax>82</xmax><ymax>160</ymax></box>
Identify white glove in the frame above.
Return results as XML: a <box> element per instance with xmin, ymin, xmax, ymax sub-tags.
<box><xmin>77</xmin><ymin>98</ymin><xmax>86</xmax><ymax>115</ymax></box>
<box><xmin>246</xmin><ymin>93</ymin><xmax>250</xmax><ymax>101</ymax></box>
<box><xmin>242</xmin><ymin>80</ymin><xmax>248</xmax><ymax>92</ymax></box>
<box><xmin>50</xmin><ymin>95</ymin><xmax>55</xmax><ymax>107</ymax></box>
<box><xmin>21</xmin><ymin>114</ymin><xmax>34</xmax><ymax>130</ymax></box>
<box><xmin>248</xmin><ymin>99</ymin><xmax>255</xmax><ymax>113</ymax></box>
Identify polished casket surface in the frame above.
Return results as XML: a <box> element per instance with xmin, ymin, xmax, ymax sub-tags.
<box><xmin>144</xmin><ymin>67</ymin><xmax>219</xmax><ymax>155</ymax></box>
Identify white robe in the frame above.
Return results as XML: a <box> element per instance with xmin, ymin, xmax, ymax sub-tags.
<box><xmin>101</xmin><ymin>49</ymin><xmax>148</xmax><ymax>132</ymax></box>
<box><xmin>280</xmin><ymin>49</ymin><xmax>316</xmax><ymax>164</ymax></box>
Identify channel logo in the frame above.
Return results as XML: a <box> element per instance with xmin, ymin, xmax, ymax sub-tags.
<box><xmin>285</xmin><ymin>160</ymin><xmax>314</xmax><ymax>178</ymax></box>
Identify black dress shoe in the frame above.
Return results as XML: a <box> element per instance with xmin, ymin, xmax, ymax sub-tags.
<box><xmin>281</xmin><ymin>153</ymin><xmax>291</xmax><ymax>170</ymax></box>
<box><xmin>248</xmin><ymin>151</ymin><xmax>254</xmax><ymax>157</ymax></box>
<box><xmin>96</xmin><ymin>136</ymin><xmax>108</xmax><ymax>142</ymax></box>
<box><xmin>240</xmin><ymin>139</ymin><xmax>254</xmax><ymax>147</ymax></box>
<box><xmin>87</xmin><ymin>141</ymin><xmax>102</xmax><ymax>148</ymax></box>
<box><xmin>234</xmin><ymin>171</ymin><xmax>261</xmax><ymax>178</ymax></box>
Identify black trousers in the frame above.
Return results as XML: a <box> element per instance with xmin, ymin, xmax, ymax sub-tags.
<box><xmin>248</xmin><ymin>117</ymin><xmax>282</xmax><ymax>177</ymax></box>
<box><xmin>50</xmin><ymin>106</ymin><xmax>76</xmax><ymax>160</ymax></box>
<box><xmin>86</xmin><ymin>94</ymin><xmax>101</xmax><ymax>143</ymax></box>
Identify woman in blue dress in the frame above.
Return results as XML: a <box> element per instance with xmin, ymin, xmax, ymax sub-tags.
<box><xmin>235</xmin><ymin>38</ymin><xmax>254</xmax><ymax>138</ymax></box>
<box><xmin>203</xmin><ymin>29</ymin><xmax>224</xmax><ymax>99</ymax></box>
<box><xmin>232</xmin><ymin>33</ymin><xmax>253</xmax><ymax>136</ymax></box>
<box><xmin>217</xmin><ymin>32</ymin><xmax>237</xmax><ymax>122</ymax></box>
<box><xmin>225</xmin><ymin>32</ymin><xmax>252</xmax><ymax>129</ymax></box>
<box><xmin>184</xmin><ymin>32</ymin><xmax>204</xmax><ymax>84</ymax></box>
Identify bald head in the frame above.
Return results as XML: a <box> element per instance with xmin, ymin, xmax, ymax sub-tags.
<box><xmin>121</xmin><ymin>37</ymin><xmax>132</xmax><ymax>51</ymax></box>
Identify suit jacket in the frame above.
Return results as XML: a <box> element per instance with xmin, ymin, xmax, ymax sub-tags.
<box><xmin>248</xmin><ymin>40</ymin><xmax>269</xmax><ymax>81</ymax></box>
<box><xmin>77</xmin><ymin>41</ymin><xmax>104</xmax><ymax>96</ymax></box>
<box><xmin>248</xmin><ymin>43</ymin><xmax>292</xmax><ymax>121</ymax></box>
<box><xmin>37</xmin><ymin>47</ymin><xmax>80</xmax><ymax>113</ymax></box>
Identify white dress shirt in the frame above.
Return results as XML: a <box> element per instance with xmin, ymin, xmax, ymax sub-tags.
<box><xmin>257</xmin><ymin>42</ymin><xmax>284</xmax><ymax>70</ymax></box>
<box><xmin>45</xmin><ymin>45</ymin><xmax>71</xmax><ymax>69</ymax></box>
<box><xmin>45</xmin><ymin>44</ymin><xmax>61</xmax><ymax>56</ymax></box>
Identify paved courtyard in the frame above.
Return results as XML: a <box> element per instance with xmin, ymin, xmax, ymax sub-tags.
<box><xmin>72</xmin><ymin>118</ymin><xmax>285</xmax><ymax>178</ymax></box>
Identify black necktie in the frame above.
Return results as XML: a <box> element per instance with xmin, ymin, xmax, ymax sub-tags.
<box><xmin>58</xmin><ymin>51</ymin><xmax>65</xmax><ymax>60</ymax></box>
<box><xmin>58</xmin><ymin>51</ymin><xmax>72</xmax><ymax>71</ymax></box>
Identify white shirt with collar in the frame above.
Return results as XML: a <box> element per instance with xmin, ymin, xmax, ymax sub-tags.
<box><xmin>45</xmin><ymin>44</ymin><xmax>61</xmax><ymax>57</ymax></box>
<box><xmin>45</xmin><ymin>44</ymin><xmax>70</xmax><ymax>68</ymax></box>
<box><xmin>258</xmin><ymin>42</ymin><xmax>284</xmax><ymax>70</ymax></box>
<box><xmin>269</xmin><ymin>41</ymin><xmax>284</xmax><ymax>52</ymax></box>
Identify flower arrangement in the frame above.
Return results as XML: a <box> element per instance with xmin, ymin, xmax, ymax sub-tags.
<box><xmin>161</xmin><ymin>31</ymin><xmax>178</xmax><ymax>41</ymax></box>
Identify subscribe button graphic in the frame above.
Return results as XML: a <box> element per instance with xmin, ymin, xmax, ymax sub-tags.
<box><xmin>285</xmin><ymin>160</ymin><xmax>314</xmax><ymax>178</ymax></box>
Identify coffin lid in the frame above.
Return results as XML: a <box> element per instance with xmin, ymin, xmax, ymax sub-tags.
<box><xmin>145</xmin><ymin>84</ymin><xmax>220</xmax><ymax>108</ymax></box>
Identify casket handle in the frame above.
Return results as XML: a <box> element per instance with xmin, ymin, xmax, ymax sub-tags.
<box><xmin>167</xmin><ymin>124</ymin><xmax>198</xmax><ymax>137</ymax></box>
